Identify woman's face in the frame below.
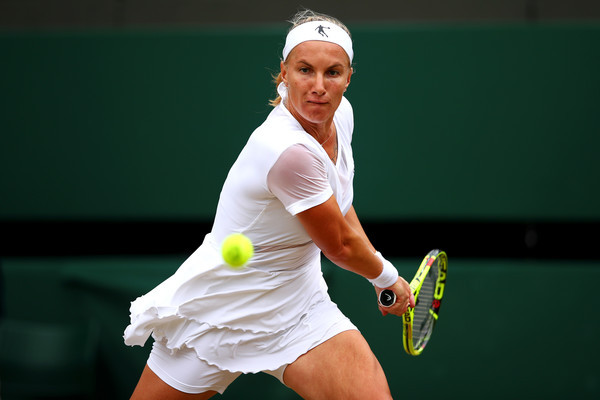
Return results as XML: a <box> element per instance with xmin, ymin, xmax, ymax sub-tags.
<box><xmin>281</xmin><ymin>41</ymin><xmax>352</xmax><ymax>128</ymax></box>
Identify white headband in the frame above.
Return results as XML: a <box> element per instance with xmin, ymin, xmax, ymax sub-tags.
<box><xmin>282</xmin><ymin>21</ymin><xmax>353</xmax><ymax>63</ymax></box>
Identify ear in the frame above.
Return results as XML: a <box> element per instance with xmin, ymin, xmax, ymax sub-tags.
<box><xmin>345</xmin><ymin>67</ymin><xmax>353</xmax><ymax>89</ymax></box>
<box><xmin>280</xmin><ymin>60</ymin><xmax>288</xmax><ymax>85</ymax></box>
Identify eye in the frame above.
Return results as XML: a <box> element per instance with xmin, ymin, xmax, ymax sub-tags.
<box><xmin>327</xmin><ymin>69</ymin><xmax>341</xmax><ymax>77</ymax></box>
<box><xmin>299</xmin><ymin>67</ymin><xmax>310</xmax><ymax>74</ymax></box>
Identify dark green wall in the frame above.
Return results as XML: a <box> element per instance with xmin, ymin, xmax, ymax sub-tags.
<box><xmin>2</xmin><ymin>24</ymin><xmax>599</xmax><ymax>221</ymax></box>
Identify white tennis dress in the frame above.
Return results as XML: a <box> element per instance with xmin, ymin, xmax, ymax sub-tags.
<box><xmin>124</xmin><ymin>95</ymin><xmax>358</xmax><ymax>374</ymax></box>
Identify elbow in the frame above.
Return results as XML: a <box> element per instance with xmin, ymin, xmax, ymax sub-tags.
<box><xmin>321</xmin><ymin>236</ymin><xmax>354</xmax><ymax>265</ymax></box>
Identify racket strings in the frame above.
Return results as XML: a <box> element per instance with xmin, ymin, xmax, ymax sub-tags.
<box><xmin>412</xmin><ymin>265</ymin><xmax>439</xmax><ymax>348</ymax></box>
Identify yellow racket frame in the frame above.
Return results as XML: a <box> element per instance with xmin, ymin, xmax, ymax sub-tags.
<box><xmin>403</xmin><ymin>249</ymin><xmax>448</xmax><ymax>356</ymax></box>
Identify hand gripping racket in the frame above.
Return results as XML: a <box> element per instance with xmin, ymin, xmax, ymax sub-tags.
<box><xmin>378</xmin><ymin>249</ymin><xmax>448</xmax><ymax>356</ymax></box>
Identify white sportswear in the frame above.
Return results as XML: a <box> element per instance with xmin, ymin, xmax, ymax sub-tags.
<box><xmin>124</xmin><ymin>96</ymin><xmax>357</xmax><ymax>376</ymax></box>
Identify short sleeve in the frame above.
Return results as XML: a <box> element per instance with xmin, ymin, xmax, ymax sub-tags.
<box><xmin>267</xmin><ymin>144</ymin><xmax>333</xmax><ymax>215</ymax></box>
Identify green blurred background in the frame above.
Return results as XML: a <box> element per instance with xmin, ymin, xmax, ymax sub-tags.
<box><xmin>1</xmin><ymin>1</ymin><xmax>599</xmax><ymax>399</ymax></box>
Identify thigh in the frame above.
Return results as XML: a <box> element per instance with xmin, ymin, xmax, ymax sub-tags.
<box><xmin>283</xmin><ymin>330</ymin><xmax>393</xmax><ymax>400</ymax></box>
<box><xmin>130</xmin><ymin>340</ymin><xmax>241</xmax><ymax>399</ymax></box>
<box><xmin>131</xmin><ymin>365</ymin><xmax>218</xmax><ymax>400</ymax></box>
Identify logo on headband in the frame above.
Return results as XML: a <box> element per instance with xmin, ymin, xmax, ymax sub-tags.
<box><xmin>315</xmin><ymin>25</ymin><xmax>330</xmax><ymax>38</ymax></box>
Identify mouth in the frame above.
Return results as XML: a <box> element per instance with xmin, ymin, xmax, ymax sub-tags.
<box><xmin>307</xmin><ymin>99</ymin><xmax>328</xmax><ymax>105</ymax></box>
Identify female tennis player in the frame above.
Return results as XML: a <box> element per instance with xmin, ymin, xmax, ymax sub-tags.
<box><xmin>124</xmin><ymin>9</ymin><xmax>414</xmax><ymax>400</ymax></box>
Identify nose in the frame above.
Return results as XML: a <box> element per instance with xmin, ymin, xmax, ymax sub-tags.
<box><xmin>312</xmin><ymin>73</ymin><xmax>326</xmax><ymax>95</ymax></box>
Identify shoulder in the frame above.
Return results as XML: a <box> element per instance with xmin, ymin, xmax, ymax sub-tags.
<box><xmin>239</xmin><ymin>106</ymin><xmax>317</xmax><ymax>168</ymax></box>
<box><xmin>337</xmin><ymin>96</ymin><xmax>354</xmax><ymax>117</ymax></box>
<box><xmin>334</xmin><ymin>96</ymin><xmax>354</xmax><ymax>141</ymax></box>
<box><xmin>250</xmin><ymin>105</ymin><xmax>315</xmax><ymax>152</ymax></box>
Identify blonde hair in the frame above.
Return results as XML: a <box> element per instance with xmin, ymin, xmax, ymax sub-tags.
<box><xmin>269</xmin><ymin>9</ymin><xmax>352</xmax><ymax>107</ymax></box>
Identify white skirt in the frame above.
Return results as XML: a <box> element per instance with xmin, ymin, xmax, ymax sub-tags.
<box><xmin>124</xmin><ymin>234</ymin><xmax>357</xmax><ymax>373</ymax></box>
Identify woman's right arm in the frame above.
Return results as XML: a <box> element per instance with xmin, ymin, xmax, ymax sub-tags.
<box><xmin>267</xmin><ymin>144</ymin><xmax>413</xmax><ymax>315</ymax></box>
<box><xmin>296</xmin><ymin>195</ymin><xmax>414</xmax><ymax>316</ymax></box>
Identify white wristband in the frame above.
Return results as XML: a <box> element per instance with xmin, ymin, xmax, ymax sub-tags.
<box><xmin>368</xmin><ymin>252</ymin><xmax>399</xmax><ymax>288</ymax></box>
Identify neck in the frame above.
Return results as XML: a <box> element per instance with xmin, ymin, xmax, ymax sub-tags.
<box><xmin>312</xmin><ymin>125</ymin><xmax>335</xmax><ymax>145</ymax></box>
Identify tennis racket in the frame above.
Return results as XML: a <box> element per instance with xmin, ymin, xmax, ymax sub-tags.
<box><xmin>378</xmin><ymin>249</ymin><xmax>448</xmax><ymax>356</ymax></box>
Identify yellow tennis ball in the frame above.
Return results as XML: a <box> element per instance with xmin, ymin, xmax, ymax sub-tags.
<box><xmin>221</xmin><ymin>233</ymin><xmax>254</xmax><ymax>268</ymax></box>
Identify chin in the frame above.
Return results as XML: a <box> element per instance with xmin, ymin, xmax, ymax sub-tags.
<box><xmin>302</xmin><ymin>108</ymin><xmax>332</xmax><ymax>123</ymax></box>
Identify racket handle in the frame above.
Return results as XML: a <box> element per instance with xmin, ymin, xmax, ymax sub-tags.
<box><xmin>378</xmin><ymin>289</ymin><xmax>396</xmax><ymax>307</ymax></box>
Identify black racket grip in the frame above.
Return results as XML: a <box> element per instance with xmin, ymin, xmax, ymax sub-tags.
<box><xmin>378</xmin><ymin>289</ymin><xmax>396</xmax><ymax>307</ymax></box>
